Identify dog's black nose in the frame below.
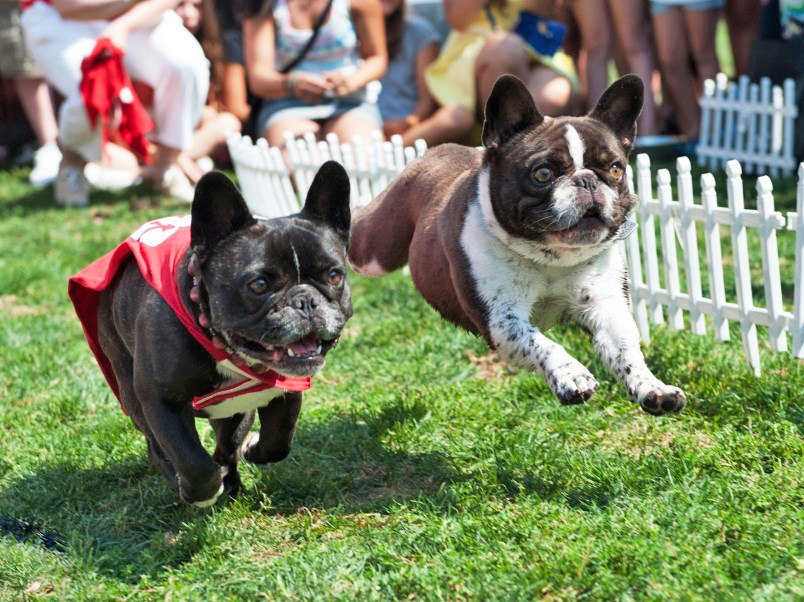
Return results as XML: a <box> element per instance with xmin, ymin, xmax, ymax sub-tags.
<box><xmin>574</xmin><ymin>173</ymin><xmax>598</xmax><ymax>192</ymax></box>
<box><xmin>291</xmin><ymin>291</ymin><xmax>318</xmax><ymax>314</ymax></box>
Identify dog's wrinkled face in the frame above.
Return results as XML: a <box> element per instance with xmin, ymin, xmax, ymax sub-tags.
<box><xmin>191</xmin><ymin>162</ymin><xmax>353</xmax><ymax>378</ymax></box>
<box><xmin>481</xmin><ymin>75</ymin><xmax>643</xmax><ymax>265</ymax></box>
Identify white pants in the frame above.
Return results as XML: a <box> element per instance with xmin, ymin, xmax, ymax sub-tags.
<box><xmin>21</xmin><ymin>2</ymin><xmax>209</xmax><ymax>161</ymax></box>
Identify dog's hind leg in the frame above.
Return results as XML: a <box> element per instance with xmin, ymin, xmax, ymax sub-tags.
<box><xmin>241</xmin><ymin>393</ymin><xmax>302</xmax><ymax>464</ymax></box>
<box><xmin>210</xmin><ymin>411</ymin><xmax>256</xmax><ymax>496</ymax></box>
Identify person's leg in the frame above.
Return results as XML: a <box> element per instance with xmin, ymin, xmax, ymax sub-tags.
<box><xmin>683</xmin><ymin>6</ymin><xmax>722</xmax><ymax>85</ymax></box>
<box><xmin>476</xmin><ymin>31</ymin><xmax>572</xmax><ymax>117</ymax></box>
<box><xmin>652</xmin><ymin>6</ymin><xmax>700</xmax><ymax>139</ymax></box>
<box><xmin>399</xmin><ymin>104</ymin><xmax>474</xmax><ymax>147</ymax></box>
<box><xmin>125</xmin><ymin>11</ymin><xmax>209</xmax><ymax>188</ymax></box>
<box><xmin>571</xmin><ymin>0</ymin><xmax>613</xmax><ymax>110</ymax></box>
<box><xmin>322</xmin><ymin>111</ymin><xmax>382</xmax><ymax>145</ymax></box>
<box><xmin>14</xmin><ymin>76</ymin><xmax>62</xmax><ymax>186</ymax></box>
<box><xmin>265</xmin><ymin>118</ymin><xmax>322</xmax><ymax>148</ymax></box>
<box><xmin>13</xmin><ymin>77</ymin><xmax>58</xmax><ymax>146</ymax></box>
<box><xmin>188</xmin><ymin>110</ymin><xmax>242</xmax><ymax>160</ymax></box>
<box><xmin>20</xmin><ymin>3</ymin><xmax>103</xmax><ymax>204</ymax></box>
<box><xmin>607</xmin><ymin>0</ymin><xmax>660</xmax><ymax>135</ymax></box>
<box><xmin>724</xmin><ymin>0</ymin><xmax>760</xmax><ymax>77</ymax></box>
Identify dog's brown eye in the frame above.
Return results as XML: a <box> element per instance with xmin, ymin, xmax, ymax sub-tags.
<box><xmin>609</xmin><ymin>163</ymin><xmax>624</xmax><ymax>180</ymax></box>
<box><xmin>327</xmin><ymin>269</ymin><xmax>343</xmax><ymax>286</ymax></box>
<box><xmin>249</xmin><ymin>277</ymin><xmax>269</xmax><ymax>294</ymax></box>
<box><xmin>532</xmin><ymin>166</ymin><xmax>553</xmax><ymax>184</ymax></box>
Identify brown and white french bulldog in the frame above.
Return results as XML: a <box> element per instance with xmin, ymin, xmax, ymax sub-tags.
<box><xmin>348</xmin><ymin>74</ymin><xmax>685</xmax><ymax>415</ymax></box>
<box><xmin>69</xmin><ymin>163</ymin><xmax>353</xmax><ymax>506</ymax></box>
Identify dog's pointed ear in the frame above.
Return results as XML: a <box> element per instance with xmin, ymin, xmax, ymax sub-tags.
<box><xmin>589</xmin><ymin>74</ymin><xmax>643</xmax><ymax>155</ymax></box>
<box><xmin>482</xmin><ymin>75</ymin><xmax>544</xmax><ymax>150</ymax></box>
<box><xmin>300</xmin><ymin>160</ymin><xmax>351</xmax><ymax>244</ymax></box>
<box><xmin>191</xmin><ymin>171</ymin><xmax>256</xmax><ymax>259</ymax></box>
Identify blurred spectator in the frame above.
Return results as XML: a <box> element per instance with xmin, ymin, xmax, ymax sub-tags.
<box><xmin>176</xmin><ymin>0</ymin><xmax>242</xmax><ymax>168</ymax></box>
<box><xmin>425</xmin><ymin>0</ymin><xmax>575</xmax><ymax>125</ymax></box>
<box><xmin>378</xmin><ymin>0</ymin><xmax>473</xmax><ymax>146</ymax></box>
<box><xmin>649</xmin><ymin>0</ymin><xmax>723</xmax><ymax>146</ymax></box>
<box><xmin>724</xmin><ymin>0</ymin><xmax>760</xmax><ymax>77</ymax></box>
<box><xmin>214</xmin><ymin>0</ymin><xmax>252</xmax><ymax>128</ymax></box>
<box><xmin>567</xmin><ymin>0</ymin><xmax>612</xmax><ymax>112</ymax></box>
<box><xmin>20</xmin><ymin>0</ymin><xmax>209</xmax><ymax>206</ymax></box>
<box><xmin>0</xmin><ymin>0</ymin><xmax>61</xmax><ymax>186</ymax></box>
<box><xmin>607</xmin><ymin>0</ymin><xmax>660</xmax><ymax>135</ymax></box>
<box><xmin>748</xmin><ymin>0</ymin><xmax>804</xmax><ymax>161</ymax></box>
<box><xmin>241</xmin><ymin>0</ymin><xmax>387</xmax><ymax>148</ymax></box>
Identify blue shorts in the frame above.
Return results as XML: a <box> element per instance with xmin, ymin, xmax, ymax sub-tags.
<box><xmin>256</xmin><ymin>94</ymin><xmax>382</xmax><ymax>136</ymax></box>
<box><xmin>649</xmin><ymin>0</ymin><xmax>725</xmax><ymax>15</ymax></box>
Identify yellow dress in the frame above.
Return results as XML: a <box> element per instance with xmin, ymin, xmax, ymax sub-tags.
<box><xmin>424</xmin><ymin>1</ymin><xmax>576</xmax><ymax>113</ymax></box>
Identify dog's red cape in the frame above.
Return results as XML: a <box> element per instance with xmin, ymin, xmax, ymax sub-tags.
<box><xmin>68</xmin><ymin>216</ymin><xmax>311</xmax><ymax>415</ymax></box>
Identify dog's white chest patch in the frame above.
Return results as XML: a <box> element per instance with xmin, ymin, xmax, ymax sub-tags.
<box><xmin>565</xmin><ymin>125</ymin><xmax>585</xmax><ymax>171</ymax></box>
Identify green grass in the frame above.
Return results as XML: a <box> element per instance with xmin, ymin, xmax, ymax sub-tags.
<box><xmin>0</xmin><ymin>160</ymin><xmax>802</xmax><ymax>601</ymax></box>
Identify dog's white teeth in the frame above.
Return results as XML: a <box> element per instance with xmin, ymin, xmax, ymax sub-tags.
<box><xmin>287</xmin><ymin>348</ymin><xmax>295</xmax><ymax>357</ymax></box>
<box><xmin>316</xmin><ymin>344</ymin><xmax>322</xmax><ymax>355</ymax></box>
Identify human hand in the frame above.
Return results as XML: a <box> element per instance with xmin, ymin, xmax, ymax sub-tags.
<box><xmin>289</xmin><ymin>72</ymin><xmax>333</xmax><ymax>103</ymax></box>
<box><xmin>383</xmin><ymin>118</ymin><xmax>409</xmax><ymax>139</ymax></box>
<box><xmin>323</xmin><ymin>69</ymin><xmax>357</xmax><ymax>97</ymax></box>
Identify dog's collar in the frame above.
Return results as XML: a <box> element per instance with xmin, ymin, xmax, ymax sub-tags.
<box><xmin>187</xmin><ymin>254</ymin><xmax>271</xmax><ymax>373</ymax></box>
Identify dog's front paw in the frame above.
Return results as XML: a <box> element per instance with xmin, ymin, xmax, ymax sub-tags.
<box><xmin>549</xmin><ymin>363</ymin><xmax>598</xmax><ymax>405</ymax></box>
<box><xmin>632</xmin><ymin>384</ymin><xmax>686</xmax><ymax>416</ymax></box>
<box><xmin>177</xmin><ymin>467</ymin><xmax>226</xmax><ymax>508</ymax></box>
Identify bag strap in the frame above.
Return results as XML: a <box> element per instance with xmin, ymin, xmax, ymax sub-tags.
<box><xmin>279</xmin><ymin>0</ymin><xmax>335</xmax><ymax>74</ymax></box>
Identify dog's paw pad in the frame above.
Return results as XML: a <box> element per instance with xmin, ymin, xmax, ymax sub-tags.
<box><xmin>637</xmin><ymin>386</ymin><xmax>686</xmax><ymax>416</ymax></box>
<box><xmin>551</xmin><ymin>366</ymin><xmax>598</xmax><ymax>405</ymax></box>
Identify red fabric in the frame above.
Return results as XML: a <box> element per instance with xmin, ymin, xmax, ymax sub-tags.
<box><xmin>68</xmin><ymin>216</ymin><xmax>312</xmax><ymax>414</ymax></box>
<box><xmin>19</xmin><ymin>0</ymin><xmax>51</xmax><ymax>10</ymax></box>
<box><xmin>79</xmin><ymin>37</ymin><xmax>153</xmax><ymax>164</ymax></box>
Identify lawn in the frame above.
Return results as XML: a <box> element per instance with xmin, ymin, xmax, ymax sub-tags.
<box><xmin>0</xmin><ymin>158</ymin><xmax>802</xmax><ymax>601</ymax></box>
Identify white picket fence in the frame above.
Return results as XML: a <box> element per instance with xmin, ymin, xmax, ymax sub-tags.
<box><xmin>229</xmin><ymin>131</ymin><xmax>804</xmax><ymax>375</ymax></box>
<box><xmin>226</xmin><ymin>131</ymin><xmax>427</xmax><ymax>217</ymax></box>
<box><xmin>624</xmin><ymin>155</ymin><xmax>804</xmax><ymax>375</ymax></box>
<box><xmin>697</xmin><ymin>73</ymin><xmax>798</xmax><ymax>178</ymax></box>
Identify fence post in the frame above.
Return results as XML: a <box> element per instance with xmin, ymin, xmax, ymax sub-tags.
<box><xmin>636</xmin><ymin>154</ymin><xmax>664</xmax><ymax>325</ymax></box>
<box><xmin>698</xmin><ymin>78</ymin><xmax>715</xmax><ymax>169</ymax></box>
<box><xmin>657</xmin><ymin>169</ymin><xmax>685</xmax><ymax>329</ymax></box>
<box><xmin>756</xmin><ymin>176</ymin><xmax>788</xmax><ymax>352</ymax></box>
<box><xmin>625</xmin><ymin>165</ymin><xmax>650</xmax><ymax>341</ymax></box>
<box><xmin>700</xmin><ymin>173</ymin><xmax>730</xmax><ymax>341</ymax></box>
<box><xmin>783</xmin><ymin>79</ymin><xmax>797</xmax><ymax>173</ymax></box>
<box><xmin>677</xmin><ymin>157</ymin><xmax>706</xmax><ymax>335</ymax></box>
<box><xmin>792</xmin><ymin>164</ymin><xmax>804</xmax><ymax>357</ymax></box>
<box><xmin>726</xmin><ymin>160</ymin><xmax>761</xmax><ymax>375</ymax></box>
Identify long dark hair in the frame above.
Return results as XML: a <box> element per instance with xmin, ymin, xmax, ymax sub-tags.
<box><xmin>193</xmin><ymin>0</ymin><xmax>226</xmax><ymax>106</ymax></box>
<box><xmin>385</xmin><ymin>0</ymin><xmax>406</xmax><ymax>61</ymax></box>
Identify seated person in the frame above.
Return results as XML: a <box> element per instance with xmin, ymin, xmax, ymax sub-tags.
<box><xmin>378</xmin><ymin>0</ymin><xmax>473</xmax><ymax>147</ymax></box>
<box><xmin>20</xmin><ymin>0</ymin><xmax>209</xmax><ymax>205</ymax></box>
<box><xmin>425</xmin><ymin>0</ymin><xmax>575</xmax><ymax>127</ymax></box>
<box><xmin>241</xmin><ymin>0</ymin><xmax>387</xmax><ymax>148</ymax></box>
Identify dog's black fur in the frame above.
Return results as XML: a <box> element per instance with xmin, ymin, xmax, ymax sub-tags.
<box><xmin>96</xmin><ymin>162</ymin><xmax>353</xmax><ymax>506</ymax></box>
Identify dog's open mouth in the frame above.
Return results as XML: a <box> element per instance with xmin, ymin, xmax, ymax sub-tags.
<box><xmin>239</xmin><ymin>333</ymin><xmax>339</xmax><ymax>372</ymax></box>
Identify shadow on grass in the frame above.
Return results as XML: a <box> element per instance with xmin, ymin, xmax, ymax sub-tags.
<box><xmin>0</xmin><ymin>402</ymin><xmax>457</xmax><ymax>583</ymax></box>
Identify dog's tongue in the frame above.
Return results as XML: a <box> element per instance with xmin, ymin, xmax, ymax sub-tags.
<box><xmin>288</xmin><ymin>333</ymin><xmax>319</xmax><ymax>356</ymax></box>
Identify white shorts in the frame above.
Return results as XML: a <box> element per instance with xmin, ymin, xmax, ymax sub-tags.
<box><xmin>21</xmin><ymin>2</ymin><xmax>209</xmax><ymax>161</ymax></box>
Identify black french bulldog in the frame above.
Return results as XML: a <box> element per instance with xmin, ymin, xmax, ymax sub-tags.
<box><xmin>69</xmin><ymin>162</ymin><xmax>353</xmax><ymax>506</ymax></box>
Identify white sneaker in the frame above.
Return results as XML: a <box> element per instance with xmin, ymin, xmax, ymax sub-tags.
<box><xmin>29</xmin><ymin>140</ymin><xmax>62</xmax><ymax>187</ymax></box>
<box><xmin>55</xmin><ymin>166</ymin><xmax>90</xmax><ymax>207</ymax></box>
<box><xmin>159</xmin><ymin>165</ymin><xmax>195</xmax><ymax>203</ymax></box>
<box><xmin>84</xmin><ymin>162</ymin><xmax>140</xmax><ymax>191</ymax></box>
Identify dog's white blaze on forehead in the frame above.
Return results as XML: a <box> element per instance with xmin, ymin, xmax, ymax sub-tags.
<box><xmin>290</xmin><ymin>242</ymin><xmax>301</xmax><ymax>285</ymax></box>
<box><xmin>565</xmin><ymin>125</ymin><xmax>585</xmax><ymax>171</ymax></box>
